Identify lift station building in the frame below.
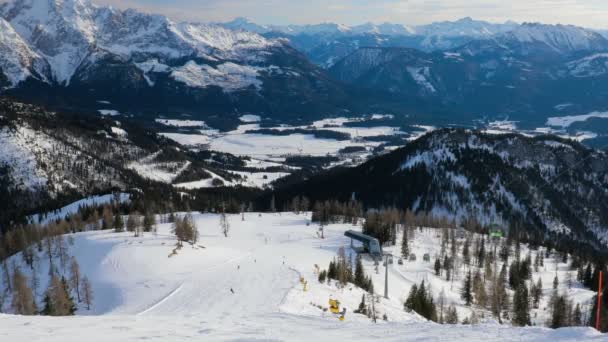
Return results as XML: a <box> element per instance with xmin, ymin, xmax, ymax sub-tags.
<box><xmin>344</xmin><ymin>230</ymin><xmax>382</xmax><ymax>256</ymax></box>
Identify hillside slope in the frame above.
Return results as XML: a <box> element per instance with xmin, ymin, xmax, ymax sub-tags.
<box><xmin>271</xmin><ymin>129</ymin><xmax>608</xmax><ymax>251</ymax></box>
<box><xmin>0</xmin><ymin>99</ymin><xmax>256</xmax><ymax>227</ymax></box>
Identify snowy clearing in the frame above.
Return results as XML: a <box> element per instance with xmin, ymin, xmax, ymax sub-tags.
<box><xmin>239</xmin><ymin>114</ymin><xmax>262</xmax><ymax>123</ymax></box>
<box><xmin>546</xmin><ymin>111</ymin><xmax>608</xmax><ymax>128</ymax></box>
<box><xmin>98</xmin><ymin>109</ymin><xmax>120</xmax><ymax>116</ymax></box>
<box><xmin>155</xmin><ymin>119</ymin><xmax>208</xmax><ymax>128</ymax></box>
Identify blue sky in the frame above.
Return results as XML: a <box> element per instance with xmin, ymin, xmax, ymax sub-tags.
<box><xmin>96</xmin><ymin>0</ymin><xmax>608</xmax><ymax>29</ymax></box>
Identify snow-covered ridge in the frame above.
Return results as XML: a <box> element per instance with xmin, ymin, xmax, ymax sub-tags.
<box><xmin>501</xmin><ymin>23</ymin><xmax>608</xmax><ymax>53</ymax></box>
<box><xmin>221</xmin><ymin>16</ymin><xmax>515</xmax><ymax>38</ymax></box>
<box><xmin>566</xmin><ymin>53</ymin><xmax>608</xmax><ymax>77</ymax></box>
<box><xmin>0</xmin><ymin>17</ymin><xmax>45</xmax><ymax>86</ymax></box>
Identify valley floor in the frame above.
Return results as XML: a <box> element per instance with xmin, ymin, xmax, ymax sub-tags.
<box><xmin>0</xmin><ymin>212</ymin><xmax>604</xmax><ymax>341</ymax></box>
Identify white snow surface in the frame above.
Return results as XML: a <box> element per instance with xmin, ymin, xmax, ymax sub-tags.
<box><xmin>1</xmin><ymin>212</ymin><xmax>602</xmax><ymax>341</ymax></box>
<box><xmin>110</xmin><ymin>126</ymin><xmax>127</xmax><ymax>137</ymax></box>
<box><xmin>566</xmin><ymin>53</ymin><xmax>608</xmax><ymax>77</ymax></box>
<box><xmin>98</xmin><ymin>109</ymin><xmax>120</xmax><ymax>116</ymax></box>
<box><xmin>28</xmin><ymin>193</ymin><xmax>130</xmax><ymax>225</ymax></box>
<box><xmin>0</xmin><ymin>126</ymin><xmax>50</xmax><ymax>191</ymax></box>
<box><xmin>155</xmin><ymin>119</ymin><xmax>208</xmax><ymax>128</ymax></box>
<box><xmin>504</xmin><ymin>23</ymin><xmax>605</xmax><ymax>53</ymax></box>
<box><xmin>0</xmin><ymin>17</ymin><xmax>44</xmax><ymax>86</ymax></box>
<box><xmin>127</xmin><ymin>151</ymin><xmax>191</xmax><ymax>183</ymax></box>
<box><xmin>239</xmin><ymin>114</ymin><xmax>262</xmax><ymax>123</ymax></box>
<box><xmin>546</xmin><ymin>111</ymin><xmax>608</xmax><ymax>128</ymax></box>
<box><xmin>170</xmin><ymin>61</ymin><xmax>263</xmax><ymax>91</ymax></box>
<box><xmin>407</xmin><ymin>66</ymin><xmax>436</xmax><ymax>93</ymax></box>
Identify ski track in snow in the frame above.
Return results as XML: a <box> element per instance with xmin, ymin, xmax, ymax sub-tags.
<box><xmin>136</xmin><ymin>284</ymin><xmax>183</xmax><ymax>316</ymax></box>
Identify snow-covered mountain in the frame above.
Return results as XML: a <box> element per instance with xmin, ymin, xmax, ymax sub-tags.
<box><xmin>0</xmin><ymin>0</ymin><xmax>281</xmax><ymax>86</ymax></box>
<box><xmin>415</xmin><ymin>17</ymin><xmax>517</xmax><ymax>38</ymax></box>
<box><xmin>485</xmin><ymin>23</ymin><xmax>608</xmax><ymax>56</ymax></box>
<box><xmin>222</xmin><ymin>16</ymin><xmax>512</xmax><ymax>39</ymax></box>
<box><xmin>351</xmin><ymin>22</ymin><xmax>416</xmax><ymax>36</ymax></box>
<box><xmin>0</xmin><ymin>0</ymin><xmax>353</xmax><ymax>121</ymax></box>
<box><xmin>329</xmin><ymin>23</ymin><xmax>608</xmax><ymax>119</ymax></box>
<box><xmin>0</xmin><ymin>17</ymin><xmax>47</xmax><ymax>86</ymax></box>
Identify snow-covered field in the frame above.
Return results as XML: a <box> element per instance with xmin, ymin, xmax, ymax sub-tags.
<box><xmin>1</xmin><ymin>212</ymin><xmax>603</xmax><ymax>341</ymax></box>
<box><xmin>209</xmin><ymin>132</ymin><xmax>378</xmax><ymax>157</ymax></box>
<box><xmin>546</xmin><ymin>111</ymin><xmax>608</xmax><ymax>128</ymax></box>
<box><xmin>160</xmin><ymin>116</ymin><xmax>408</xmax><ymax>160</ymax></box>
<box><xmin>155</xmin><ymin>119</ymin><xmax>208</xmax><ymax>128</ymax></box>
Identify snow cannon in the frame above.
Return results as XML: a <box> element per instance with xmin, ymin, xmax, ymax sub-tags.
<box><xmin>328</xmin><ymin>299</ymin><xmax>340</xmax><ymax>314</ymax></box>
<box><xmin>339</xmin><ymin>308</ymin><xmax>347</xmax><ymax>321</ymax></box>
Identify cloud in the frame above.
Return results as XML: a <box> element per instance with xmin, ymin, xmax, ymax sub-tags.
<box><xmin>88</xmin><ymin>0</ymin><xmax>608</xmax><ymax>28</ymax></box>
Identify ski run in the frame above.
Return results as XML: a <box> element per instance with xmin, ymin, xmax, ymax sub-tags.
<box><xmin>0</xmin><ymin>209</ymin><xmax>604</xmax><ymax>341</ymax></box>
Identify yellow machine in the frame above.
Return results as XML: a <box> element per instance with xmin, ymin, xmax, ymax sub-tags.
<box><xmin>328</xmin><ymin>299</ymin><xmax>340</xmax><ymax>314</ymax></box>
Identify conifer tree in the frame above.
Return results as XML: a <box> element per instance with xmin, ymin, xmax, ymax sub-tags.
<box><xmin>113</xmin><ymin>213</ymin><xmax>124</xmax><ymax>232</ymax></box>
<box><xmin>404</xmin><ymin>281</ymin><xmax>437</xmax><ymax>322</ymax></box>
<box><xmin>461</xmin><ymin>270</ymin><xmax>473</xmax><ymax>306</ymax></box>
<box><xmin>512</xmin><ymin>283</ymin><xmax>530</xmax><ymax>326</ymax></box>
<box><xmin>354</xmin><ymin>255</ymin><xmax>366</xmax><ymax>288</ymax></box>
<box><xmin>401</xmin><ymin>230</ymin><xmax>409</xmax><ymax>257</ymax></box>
<box><xmin>434</xmin><ymin>258</ymin><xmax>441</xmax><ymax>276</ymax></box>
<box><xmin>462</xmin><ymin>238</ymin><xmax>471</xmax><ymax>265</ymax></box>
<box><xmin>550</xmin><ymin>295</ymin><xmax>567</xmax><ymax>328</ymax></box>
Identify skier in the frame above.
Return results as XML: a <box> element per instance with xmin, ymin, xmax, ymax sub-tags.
<box><xmin>230</xmin><ymin>288</ymin><xmax>235</xmax><ymax>294</ymax></box>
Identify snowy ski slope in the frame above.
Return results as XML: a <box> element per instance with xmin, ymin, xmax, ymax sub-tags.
<box><xmin>1</xmin><ymin>212</ymin><xmax>604</xmax><ymax>341</ymax></box>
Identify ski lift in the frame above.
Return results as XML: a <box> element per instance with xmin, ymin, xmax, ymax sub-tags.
<box><xmin>398</xmin><ymin>258</ymin><xmax>403</xmax><ymax>265</ymax></box>
<box><xmin>409</xmin><ymin>253</ymin><xmax>417</xmax><ymax>261</ymax></box>
<box><xmin>423</xmin><ymin>253</ymin><xmax>431</xmax><ymax>262</ymax></box>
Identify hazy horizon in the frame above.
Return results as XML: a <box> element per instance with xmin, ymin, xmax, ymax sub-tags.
<box><xmin>91</xmin><ymin>0</ymin><xmax>608</xmax><ymax>30</ymax></box>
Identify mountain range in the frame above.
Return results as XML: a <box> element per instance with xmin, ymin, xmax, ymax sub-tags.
<box><xmin>328</xmin><ymin>23</ymin><xmax>608</xmax><ymax>127</ymax></box>
<box><xmin>0</xmin><ymin>0</ymin><xmax>358</xmax><ymax>126</ymax></box>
